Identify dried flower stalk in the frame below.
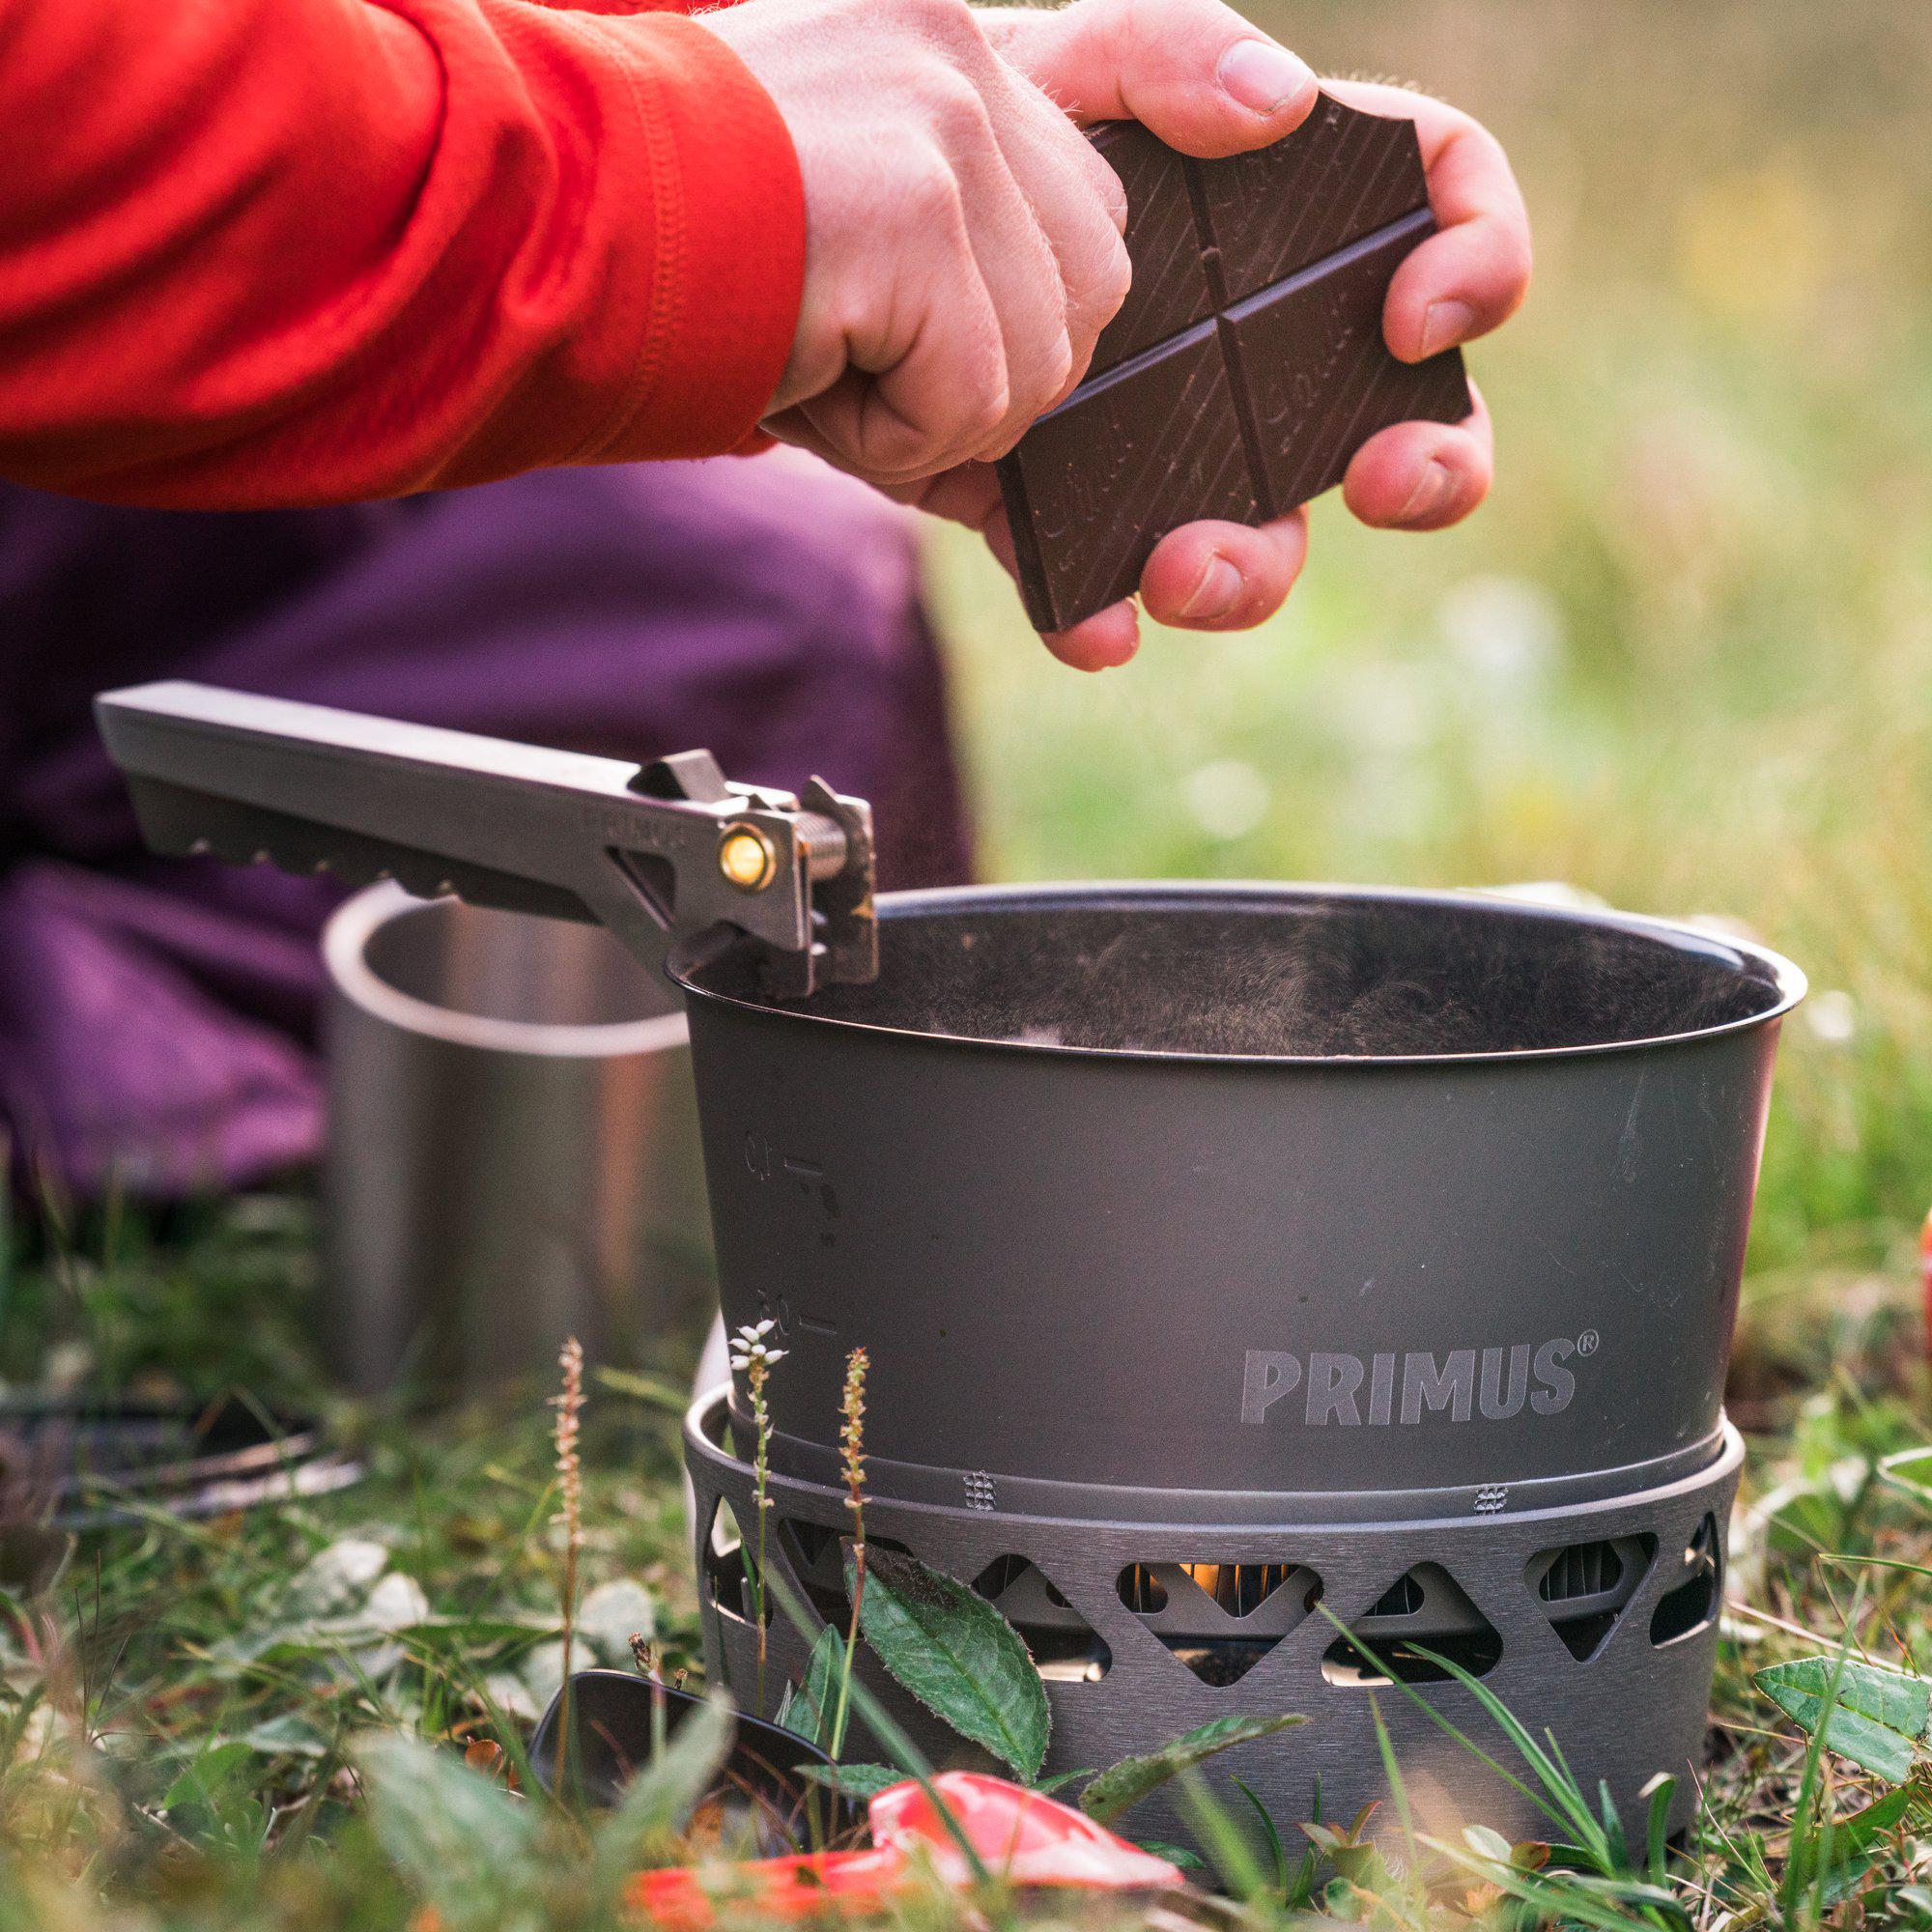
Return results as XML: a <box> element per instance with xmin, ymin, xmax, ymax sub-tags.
<box><xmin>830</xmin><ymin>1346</ymin><xmax>868</xmax><ymax>1757</ymax></box>
<box><xmin>551</xmin><ymin>1333</ymin><xmax>584</xmax><ymax>1791</ymax></box>
<box><xmin>729</xmin><ymin>1319</ymin><xmax>787</xmax><ymax>1715</ymax></box>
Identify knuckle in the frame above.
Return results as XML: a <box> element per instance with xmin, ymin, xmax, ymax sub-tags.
<box><xmin>921</xmin><ymin>67</ymin><xmax>995</xmax><ymax>148</ymax></box>
<box><xmin>951</xmin><ymin>368</ymin><xmax>1010</xmax><ymax>453</ymax></box>
<box><xmin>1058</xmin><ymin>225</ymin><xmax>1129</xmax><ymax>350</ymax></box>
<box><xmin>960</xmin><ymin>379</ymin><xmax>1009</xmax><ymax>448</ymax></box>
<box><xmin>898</xmin><ymin>0</ymin><xmax>979</xmax><ymax>49</ymax></box>
<box><xmin>896</xmin><ymin>140</ymin><xmax>966</xmax><ymax>225</ymax></box>
<box><xmin>1090</xmin><ymin>152</ymin><xmax>1130</xmax><ymax>235</ymax></box>
<box><xmin>1042</xmin><ymin>331</ymin><xmax>1077</xmax><ymax>406</ymax></box>
<box><xmin>1015</xmin><ymin>327</ymin><xmax>1073</xmax><ymax>406</ymax></box>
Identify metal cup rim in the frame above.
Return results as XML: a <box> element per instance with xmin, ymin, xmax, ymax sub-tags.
<box><xmin>324</xmin><ymin>881</ymin><xmax>690</xmax><ymax>1060</ymax></box>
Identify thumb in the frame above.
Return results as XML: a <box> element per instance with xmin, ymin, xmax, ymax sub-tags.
<box><xmin>980</xmin><ymin>0</ymin><xmax>1319</xmax><ymax>156</ymax></box>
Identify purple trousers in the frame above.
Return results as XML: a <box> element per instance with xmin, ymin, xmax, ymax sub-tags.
<box><xmin>0</xmin><ymin>450</ymin><xmax>971</xmax><ymax>1196</ymax></box>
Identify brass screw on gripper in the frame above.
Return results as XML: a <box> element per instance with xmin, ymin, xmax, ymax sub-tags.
<box><xmin>717</xmin><ymin>822</ymin><xmax>778</xmax><ymax>893</ymax></box>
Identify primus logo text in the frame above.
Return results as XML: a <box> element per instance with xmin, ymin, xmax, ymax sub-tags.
<box><xmin>1239</xmin><ymin>1333</ymin><xmax>1598</xmax><ymax>1428</ymax></box>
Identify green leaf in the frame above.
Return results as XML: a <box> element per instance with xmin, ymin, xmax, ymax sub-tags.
<box><xmin>1643</xmin><ymin>1772</ymin><xmax>1676</xmax><ymax>1882</ymax></box>
<box><xmin>1035</xmin><ymin>1767</ymin><xmax>1096</xmax><ymax>1795</ymax></box>
<box><xmin>776</xmin><ymin>1625</ymin><xmax>844</xmax><ymax>1748</ymax></box>
<box><xmin>1232</xmin><ymin>1776</ymin><xmax>1289</xmax><ymax>1896</ymax></box>
<box><xmin>1135</xmin><ymin>1838</ymin><xmax>1207</xmax><ymax>1871</ymax></box>
<box><xmin>238</xmin><ymin>1714</ymin><xmax>334</xmax><ymax>1760</ymax></box>
<box><xmin>162</xmin><ymin>1739</ymin><xmax>255</xmax><ymax>1812</ymax></box>
<box><xmin>1838</xmin><ymin>1782</ymin><xmax>1913</xmax><ymax>1853</ymax></box>
<box><xmin>1080</xmin><ymin>1713</ymin><xmax>1305</xmax><ymax>1827</ymax></box>
<box><xmin>1804</xmin><ymin>1776</ymin><xmax>1930</xmax><ymax>1911</ymax></box>
<box><xmin>590</xmin><ymin>1690</ymin><xmax>735</xmax><ymax>1889</ymax></box>
<box><xmin>1463</xmin><ymin>1823</ymin><xmax>1514</xmax><ymax>1862</ymax></box>
<box><xmin>845</xmin><ymin>1545</ymin><xmax>1049</xmax><ymax>1779</ymax></box>
<box><xmin>358</xmin><ymin>1732</ymin><xmax>540</xmax><ymax>1927</ymax></box>
<box><xmin>1817</xmin><ymin>1850</ymin><xmax>1880</xmax><ymax>1909</ymax></box>
<box><xmin>1755</xmin><ymin>1656</ymin><xmax>1932</xmax><ymax>1784</ymax></box>
<box><xmin>796</xmin><ymin>1761</ymin><xmax>904</xmax><ymax>1801</ymax></box>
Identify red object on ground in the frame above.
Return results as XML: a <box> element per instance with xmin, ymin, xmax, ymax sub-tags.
<box><xmin>629</xmin><ymin>1772</ymin><xmax>1187</xmax><ymax>1926</ymax></box>
<box><xmin>0</xmin><ymin>0</ymin><xmax>804</xmax><ymax>507</ymax></box>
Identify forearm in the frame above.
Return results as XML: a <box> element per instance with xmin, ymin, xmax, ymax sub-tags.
<box><xmin>0</xmin><ymin>0</ymin><xmax>803</xmax><ymax>506</ymax></box>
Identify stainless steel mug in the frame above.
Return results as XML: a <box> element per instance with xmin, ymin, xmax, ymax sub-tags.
<box><xmin>322</xmin><ymin>884</ymin><xmax>713</xmax><ymax>1393</ymax></box>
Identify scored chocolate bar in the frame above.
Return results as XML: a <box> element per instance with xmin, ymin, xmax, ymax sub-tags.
<box><xmin>995</xmin><ymin>95</ymin><xmax>1472</xmax><ymax>634</ymax></box>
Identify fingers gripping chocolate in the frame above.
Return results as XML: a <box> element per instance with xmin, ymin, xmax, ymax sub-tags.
<box><xmin>996</xmin><ymin>98</ymin><xmax>1470</xmax><ymax>633</ymax></box>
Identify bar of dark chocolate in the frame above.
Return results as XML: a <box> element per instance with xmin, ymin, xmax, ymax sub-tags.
<box><xmin>996</xmin><ymin>95</ymin><xmax>1471</xmax><ymax>634</ymax></box>
<box><xmin>1084</xmin><ymin>123</ymin><xmax>1212</xmax><ymax>374</ymax></box>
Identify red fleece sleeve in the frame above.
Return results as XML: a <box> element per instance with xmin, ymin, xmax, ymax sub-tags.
<box><xmin>0</xmin><ymin>0</ymin><xmax>804</xmax><ymax>506</ymax></box>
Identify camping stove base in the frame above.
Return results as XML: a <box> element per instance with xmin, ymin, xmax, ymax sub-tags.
<box><xmin>686</xmin><ymin>1388</ymin><xmax>1741</xmax><ymax>1851</ymax></box>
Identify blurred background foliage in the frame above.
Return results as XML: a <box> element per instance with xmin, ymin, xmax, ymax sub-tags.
<box><xmin>933</xmin><ymin>0</ymin><xmax>1932</xmax><ymax>1292</ymax></box>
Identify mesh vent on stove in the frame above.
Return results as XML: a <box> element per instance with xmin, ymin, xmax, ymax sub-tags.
<box><xmin>1368</xmin><ymin>1572</ymin><xmax>1424</xmax><ymax>1617</ymax></box>
<box><xmin>777</xmin><ymin>1518</ymin><xmax>913</xmax><ymax>1625</ymax></box>
<box><xmin>970</xmin><ymin>1555</ymin><xmax>1111</xmax><ymax>1683</ymax></box>
<box><xmin>1650</xmin><ymin>1514</ymin><xmax>1722</xmax><ymax>1647</ymax></box>
<box><xmin>1321</xmin><ymin>1563</ymin><xmax>1502</xmax><ymax>1687</ymax></box>
<box><xmin>1117</xmin><ymin>1560</ymin><xmax>1322</xmax><ymax>1687</ymax></box>
<box><xmin>702</xmin><ymin>1499</ymin><xmax>754</xmax><ymax>1625</ymax></box>
<box><xmin>1527</xmin><ymin>1534</ymin><xmax>1655</xmax><ymax>1662</ymax></box>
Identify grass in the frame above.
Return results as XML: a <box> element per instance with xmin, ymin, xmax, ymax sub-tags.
<box><xmin>0</xmin><ymin>1203</ymin><xmax>1928</xmax><ymax>1928</ymax></box>
<box><xmin>4</xmin><ymin>0</ymin><xmax>1932</xmax><ymax>1922</ymax></box>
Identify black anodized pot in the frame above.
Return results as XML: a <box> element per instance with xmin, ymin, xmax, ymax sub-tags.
<box><xmin>674</xmin><ymin>883</ymin><xmax>1801</xmax><ymax>1522</ymax></box>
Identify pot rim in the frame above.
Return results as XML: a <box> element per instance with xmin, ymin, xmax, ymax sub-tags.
<box><xmin>673</xmin><ymin>879</ymin><xmax>1806</xmax><ymax>1067</ymax></box>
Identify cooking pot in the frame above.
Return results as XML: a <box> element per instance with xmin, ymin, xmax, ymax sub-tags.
<box><xmin>676</xmin><ymin>880</ymin><xmax>1796</xmax><ymax>1514</ymax></box>
<box><xmin>95</xmin><ymin>683</ymin><xmax>1802</xmax><ymax>1845</ymax></box>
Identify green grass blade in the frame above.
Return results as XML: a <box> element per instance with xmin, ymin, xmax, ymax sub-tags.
<box><xmin>588</xmin><ymin>1689</ymin><xmax>733</xmax><ymax>1892</ymax></box>
<box><xmin>1306</xmin><ymin>1605</ymin><xmax>1582</xmax><ymax>1849</ymax></box>
<box><xmin>1644</xmin><ymin>1773</ymin><xmax>1677</xmax><ymax>1884</ymax></box>
<box><xmin>1080</xmin><ymin>1713</ymin><xmax>1303</xmax><ymax>1826</ymax></box>
<box><xmin>1173</xmin><ymin>1765</ymin><xmax>1271</xmax><ymax>1904</ymax></box>
<box><xmin>1229</xmin><ymin>1776</ymin><xmax>1289</xmax><ymax>1898</ymax></box>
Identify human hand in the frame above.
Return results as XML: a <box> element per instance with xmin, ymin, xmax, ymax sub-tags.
<box><xmin>699</xmin><ymin>0</ymin><xmax>1134</xmax><ymax>484</ymax></box>
<box><xmin>906</xmin><ymin>7</ymin><xmax>1533</xmax><ymax>668</ymax></box>
<box><xmin>706</xmin><ymin>0</ymin><xmax>1530</xmax><ymax>668</ymax></box>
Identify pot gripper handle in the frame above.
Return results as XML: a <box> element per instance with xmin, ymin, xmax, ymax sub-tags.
<box><xmin>94</xmin><ymin>681</ymin><xmax>876</xmax><ymax>999</ymax></box>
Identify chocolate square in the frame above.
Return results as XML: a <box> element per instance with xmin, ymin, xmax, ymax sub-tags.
<box><xmin>1087</xmin><ymin>121</ymin><xmax>1215</xmax><ymax>374</ymax></box>
<box><xmin>1193</xmin><ymin>95</ymin><xmax>1433</xmax><ymax>304</ymax></box>
<box><xmin>1219</xmin><ymin>212</ymin><xmax>1468</xmax><ymax>515</ymax></box>
<box><xmin>998</xmin><ymin>323</ymin><xmax>1259</xmax><ymax>634</ymax></box>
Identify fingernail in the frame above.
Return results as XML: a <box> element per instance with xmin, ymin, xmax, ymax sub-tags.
<box><xmin>1217</xmin><ymin>39</ymin><xmax>1315</xmax><ymax>117</ymax></box>
<box><xmin>1420</xmin><ymin>298</ymin><xmax>1476</xmax><ymax>357</ymax></box>
<box><xmin>1394</xmin><ymin>459</ymin><xmax>1456</xmax><ymax>527</ymax></box>
<box><xmin>1179</xmin><ymin>553</ymin><xmax>1242</xmax><ymax>620</ymax></box>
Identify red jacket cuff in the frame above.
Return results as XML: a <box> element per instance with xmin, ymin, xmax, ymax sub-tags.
<box><xmin>586</xmin><ymin>12</ymin><xmax>803</xmax><ymax>459</ymax></box>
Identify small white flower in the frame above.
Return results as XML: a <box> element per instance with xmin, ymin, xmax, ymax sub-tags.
<box><xmin>729</xmin><ymin>1323</ymin><xmax>789</xmax><ymax>1374</ymax></box>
